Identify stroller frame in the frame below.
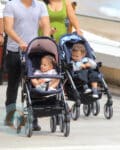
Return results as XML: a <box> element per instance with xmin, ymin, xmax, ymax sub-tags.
<box><xmin>15</xmin><ymin>37</ymin><xmax>70</xmax><ymax>137</ymax></box>
<box><xmin>59</xmin><ymin>33</ymin><xmax>113</xmax><ymax>120</ymax></box>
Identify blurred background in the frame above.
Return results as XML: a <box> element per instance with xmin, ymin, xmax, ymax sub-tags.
<box><xmin>76</xmin><ymin>0</ymin><xmax>120</xmax><ymax>21</ymax></box>
<box><xmin>75</xmin><ymin>0</ymin><xmax>120</xmax><ymax>41</ymax></box>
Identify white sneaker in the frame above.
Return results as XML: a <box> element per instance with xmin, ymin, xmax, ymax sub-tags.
<box><xmin>48</xmin><ymin>87</ymin><xmax>56</xmax><ymax>91</ymax></box>
<box><xmin>92</xmin><ymin>93</ymin><xmax>99</xmax><ymax>98</ymax></box>
<box><xmin>92</xmin><ymin>88</ymin><xmax>99</xmax><ymax>98</ymax></box>
<box><xmin>84</xmin><ymin>88</ymin><xmax>92</xmax><ymax>94</ymax></box>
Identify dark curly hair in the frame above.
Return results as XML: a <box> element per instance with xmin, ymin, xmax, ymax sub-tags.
<box><xmin>43</xmin><ymin>0</ymin><xmax>50</xmax><ymax>4</ymax></box>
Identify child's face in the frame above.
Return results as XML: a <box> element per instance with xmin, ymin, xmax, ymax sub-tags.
<box><xmin>72</xmin><ymin>50</ymin><xmax>85</xmax><ymax>61</ymax></box>
<box><xmin>40</xmin><ymin>57</ymin><xmax>53</xmax><ymax>72</ymax></box>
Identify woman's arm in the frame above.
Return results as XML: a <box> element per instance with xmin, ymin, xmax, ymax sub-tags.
<box><xmin>66</xmin><ymin>0</ymin><xmax>83</xmax><ymax>36</ymax></box>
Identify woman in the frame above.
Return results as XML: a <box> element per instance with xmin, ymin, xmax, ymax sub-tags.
<box><xmin>42</xmin><ymin>0</ymin><xmax>83</xmax><ymax>42</ymax></box>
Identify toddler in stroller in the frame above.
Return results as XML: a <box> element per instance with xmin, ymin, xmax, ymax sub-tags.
<box><xmin>71</xmin><ymin>43</ymin><xmax>99</xmax><ymax>98</ymax></box>
<box><xmin>59</xmin><ymin>33</ymin><xmax>113</xmax><ymax>120</ymax></box>
<box><xmin>31</xmin><ymin>55</ymin><xmax>60</xmax><ymax>91</ymax></box>
<box><xmin>16</xmin><ymin>37</ymin><xmax>70</xmax><ymax>137</ymax></box>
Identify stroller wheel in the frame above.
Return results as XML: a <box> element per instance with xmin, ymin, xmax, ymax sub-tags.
<box><xmin>50</xmin><ymin>116</ymin><xmax>57</xmax><ymax>133</ymax></box>
<box><xmin>83</xmin><ymin>104</ymin><xmax>91</xmax><ymax>116</ymax></box>
<box><xmin>59</xmin><ymin>114</ymin><xmax>65</xmax><ymax>132</ymax></box>
<box><xmin>25</xmin><ymin>115</ymin><xmax>33</xmax><ymax>137</ymax></box>
<box><xmin>91</xmin><ymin>101</ymin><xmax>100</xmax><ymax>116</ymax></box>
<box><xmin>104</xmin><ymin>104</ymin><xmax>113</xmax><ymax>119</ymax></box>
<box><xmin>25</xmin><ymin>107</ymin><xmax>33</xmax><ymax>137</ymax></box>
<box><xmin>13</xmin><ymin>115</ymin><xmax>21</xmax><ymax>134</ymax></box>
<box><xmin>64</xmin><ymin>122</ymin><xmax>70</xmax><ymax>137</ymax></box>
<box><xmin>71</xmin><ymin>104</ymin><xmax>80</xmax><ymax>120</ymax></box>
<box><xmin>13</xmin><ymin>110</ymin><xmax>24</xmax><ymax>134</ymax></box>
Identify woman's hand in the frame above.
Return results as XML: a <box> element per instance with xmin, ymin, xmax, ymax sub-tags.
<box><xmin>76</xmin><ymin>29</ymin><xmax>83</xmax><ymax>36</ymax></box>
<box><xmin>50</xmin><ymin>27</ymin><xmax>57</xmax><ymax>36</ymax></box>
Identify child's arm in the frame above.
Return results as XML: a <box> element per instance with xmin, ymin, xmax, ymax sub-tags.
<box><xmin>31</xmin><ymin>78</ymin><xmax>45</xmax><ymax>87</ymax></box>
<box><xmin>82</xmin><ymin>58</ymin><xmax>97</xmax><ymax>69</ymax></box>
<box><xmin>71</xmin><ymin>60</ymin><xmax>83</xmax><ymax>71</ymax></box>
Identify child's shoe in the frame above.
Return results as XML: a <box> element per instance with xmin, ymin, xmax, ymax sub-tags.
<box><xmin>48</xmin><ymin>87</ymin><xmax>56</xmax><ymax>91</ymax></box>
<box><xmin>92</xmin><ymin>88</ymin><xmax>99</xmax><ymax>98</ymax></box>
<box><xmin>83</xmin><ymin>84</ymin><xmax>92</xmax><ymax>94</ymax></box>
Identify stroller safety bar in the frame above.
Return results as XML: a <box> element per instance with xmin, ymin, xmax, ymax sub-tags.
<box><xmin>27</xmin><ymin>75</ymin><xmax>63</xmax><ymax>79</ymax></box>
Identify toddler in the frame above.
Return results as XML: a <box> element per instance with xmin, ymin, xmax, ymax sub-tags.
<box><xmin>71</xmin><ymin>43</ymin><xmax>99</xmax><ymax>98</ymax></box>
<box><xmin>31</xmin><ymin>55</ymin><xmax>59</xmax><ymax>91</ymax></box>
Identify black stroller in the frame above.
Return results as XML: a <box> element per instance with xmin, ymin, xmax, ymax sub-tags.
<box><xmin>15</xmin><ymin>37</ymin><xmax>70</xmax><ymax>137</ymax></box>
<box><xmin>59</xmin><ymin>33</ymin><xmax>113</xmax><ymax>120</ymax></box>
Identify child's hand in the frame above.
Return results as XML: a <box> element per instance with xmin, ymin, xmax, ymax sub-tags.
<box><xmin>81</xmin><ymin>64</ymin><xmax>86</xmax><ymax>69</ymax></box>
<box><xmin>85</xmin><ymin>63</ymin><xmax>91</xmax><ymax>68</ymax></box>
<box><xmin>38</xmin><ymin>79</ymin><xmax>45</xmax><ymax>84</ymax></box>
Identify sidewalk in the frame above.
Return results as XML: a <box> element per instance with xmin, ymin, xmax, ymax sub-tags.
<box><xmin>0</xmin><ymin>83</ymin><xmax>120</xmax><ymax>148</ymax></box>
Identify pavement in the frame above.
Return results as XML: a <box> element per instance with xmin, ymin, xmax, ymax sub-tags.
<box><xmin>0</xmin><ymin>83</ymin><xmax>120</xmax><ymax>149</ymax></box>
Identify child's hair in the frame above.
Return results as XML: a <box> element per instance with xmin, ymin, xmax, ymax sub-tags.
<box><xmin>72</xmin><ymin>43</ymin><xmax>86</xmax><ymax>55</ymax></box>
<box><xmin>41</xmin><ymin>55</ymin><xmax>57</xmax><ymax>68</ymax></box>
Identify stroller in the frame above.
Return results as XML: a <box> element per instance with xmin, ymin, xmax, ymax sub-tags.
<box><xmin>15</xmin><ymin>37</ymin><xmax>70</xmax><ymax>137</ymax></box>
<box><xmin>59</xmin><ymin>33</ymin><xmax>113</xmax><ymax>120</ymax></box>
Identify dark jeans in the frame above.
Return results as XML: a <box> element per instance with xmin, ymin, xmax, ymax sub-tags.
<box><xmin>5</xmin><ymin>51</ymin><xmax>21</xmax><ymax>112</ymax></box>
<box><xmin>77</xmin><ymin>69</ymin><xmax>99</xmax><ymax>84</ymax></box>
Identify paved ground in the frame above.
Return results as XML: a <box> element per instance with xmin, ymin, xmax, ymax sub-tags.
<box><xmin>0</xmin><ymin>83</ymin><xmax>120</xmax><ymax>149</ymax></box>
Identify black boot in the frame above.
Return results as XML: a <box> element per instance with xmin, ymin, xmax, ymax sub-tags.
<box><xmin>32</xmin><ymin>118</ymin><xmax>41</xmax><ymax>131</ymax></box>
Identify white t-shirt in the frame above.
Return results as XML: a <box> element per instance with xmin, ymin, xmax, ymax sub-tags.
<box><xmin>0</xmin><ymin>0</ymin><xmax>8</xmax><ymax>18</ymax></box>
<box><xmin>71</xmin><ymin>57</ymin><xmax>97</xmax><ymax>71</ymax></box>
<box><xmin>34</xmin><ymin>69</ymin><xmax>57</xmax><ymax>82</ymax></box>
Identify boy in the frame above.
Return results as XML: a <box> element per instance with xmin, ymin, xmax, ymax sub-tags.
<box><xmin>71</xmin><ymin>43</ymin><xmax>99</xmax><ymax>98</ymax></box>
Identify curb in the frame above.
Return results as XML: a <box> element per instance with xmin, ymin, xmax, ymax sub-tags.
<box><xmin>108</xmin><ymin>84</ymin><xmax>120</xmax><ymax>97</ymax></box>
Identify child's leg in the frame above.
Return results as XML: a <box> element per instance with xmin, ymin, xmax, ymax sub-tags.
<box><xmin>91</xmin><ymin>82</ymin><xmax>99</xmax><ymax>98</ymax></box>
<box><xmin>49</xmin><ymin>79</ymin><xmax>60</xmax><ymax>89</ymax></box>
<box><xmin>88</xmin><ymin>70</ymin><xmax>99</xmax><ymax>98</ymax></box>
<box><xmin>91</xmin><ymin>82</ymin><xmax>98</xmax><ymax>89</ymax></box>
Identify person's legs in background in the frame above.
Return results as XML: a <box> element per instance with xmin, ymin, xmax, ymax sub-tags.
<box><xmin>5</xmin><ymin>51</ymin><xmax>21</xmax><ymax>125</ymax></box>
<box><xmin>5</xmin><ymin>51</ymin><xmax>41</xmax><ymax>130</ymax></box>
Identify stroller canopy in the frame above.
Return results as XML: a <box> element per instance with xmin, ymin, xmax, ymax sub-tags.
<box><xmin>26</xmin><ymin>37</ymin><xmax>59</xmax><ymax>63</ymax></box>
<box><xmin>59</xmin><ymin>33</ymin><xmax>95</xmax><ymax>60</ymax></box>
<box><xmin>59</xmin><ymin>33</ymin><xmax>84</xmax><ymax>46</ymax></box>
